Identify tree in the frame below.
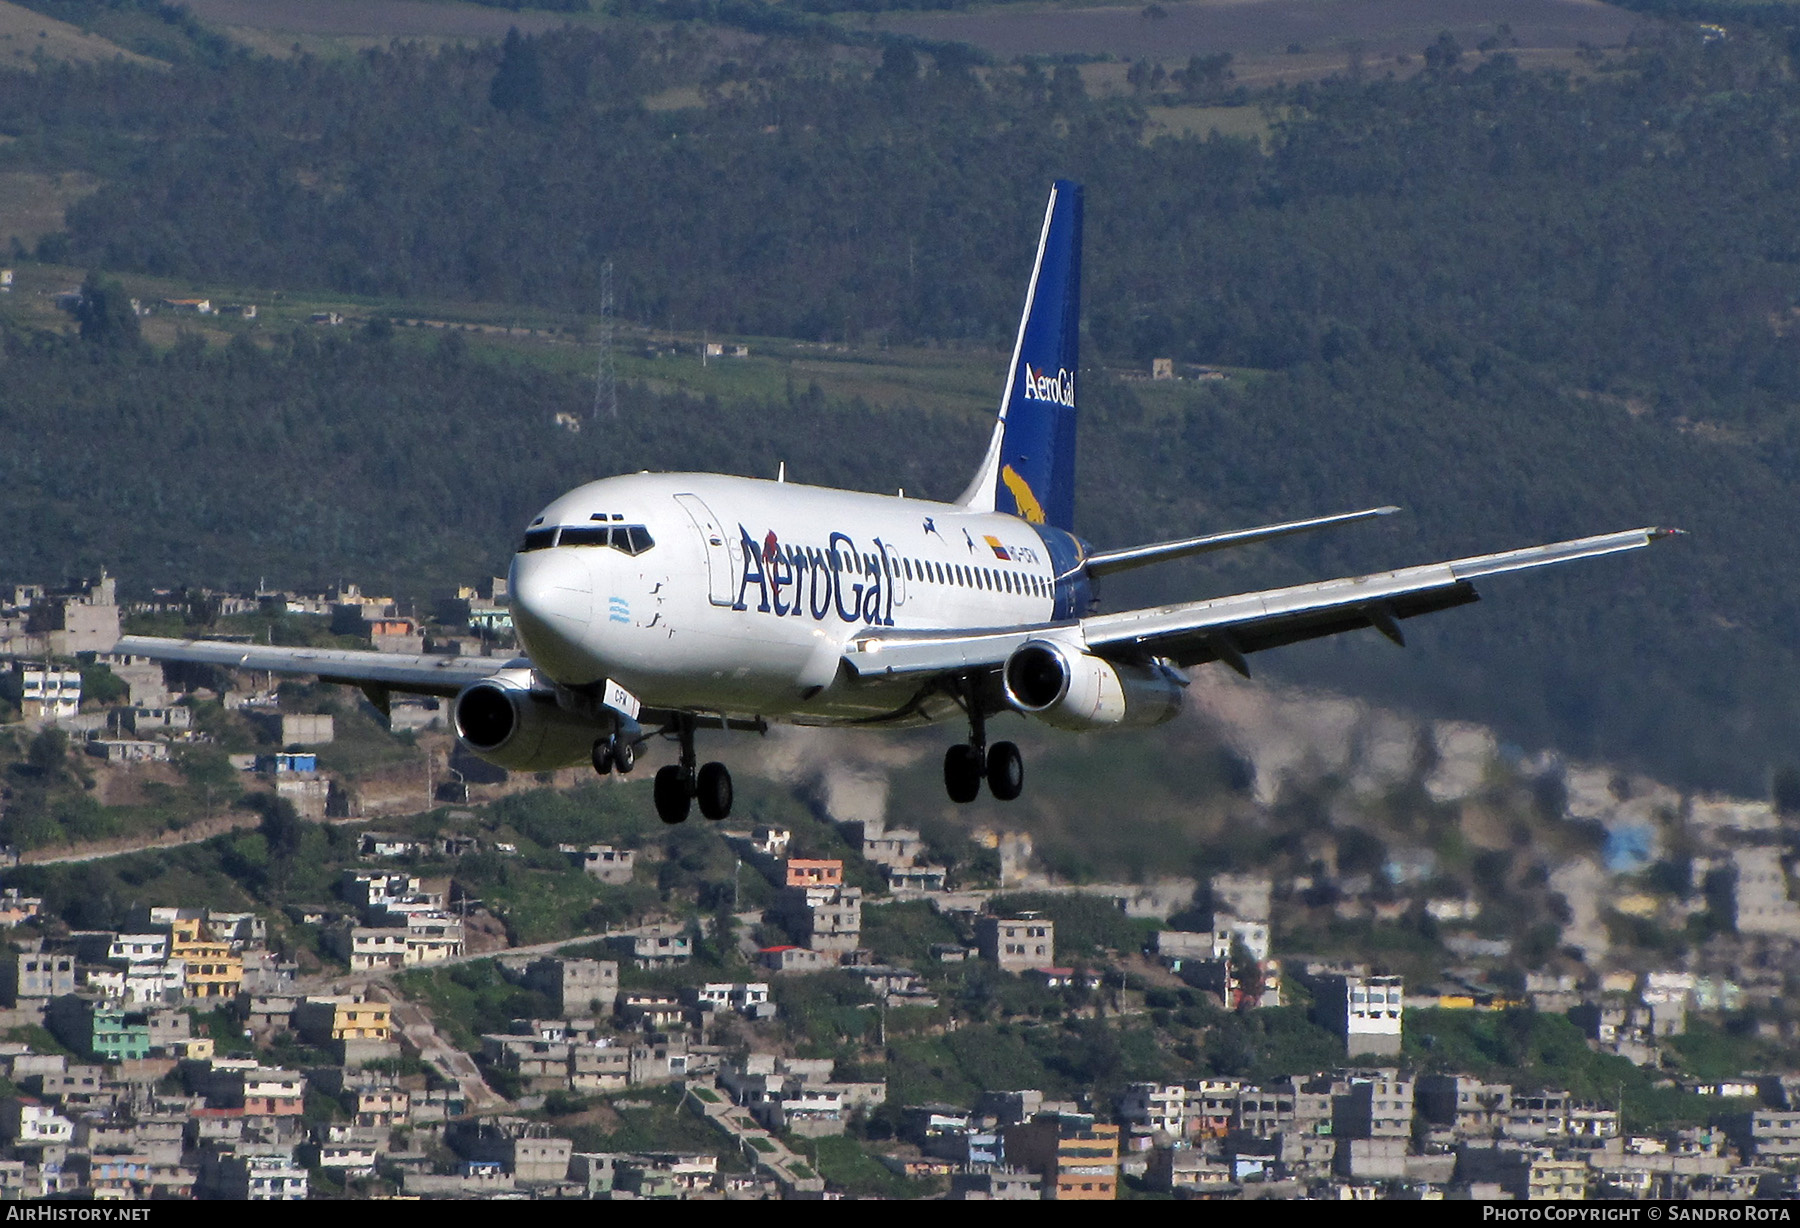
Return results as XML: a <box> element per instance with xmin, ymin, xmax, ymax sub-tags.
<box><xmin>27</xmin><ymin>727</ymin><xmax>70</xmax><ymax>782</ymax></box>
<box><xmin>246</xmin><ymin>793</ymin><xmax>307</xmax><ymax>891</ymax></box>
<box><xmin>1425</xmin><ymin>32</ymin><xmax>1464</xmax><ymax>73</ymax></box>
<box><xmin>1229</xmin><ymin>937</ymin><xmax>1266</xmax><ymax>1011</ymax></box>
<box><xmin>490</xmin><ymin>29</ymin><xmax>545</xmax><ymax>117</ymax></box>
<box><xmin>73</xmin><ymin>272</ymin><xmax>139</xmax><ymax>348</ymax></box>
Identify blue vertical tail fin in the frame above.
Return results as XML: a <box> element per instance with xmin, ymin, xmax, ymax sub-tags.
<box><xmin>957</xmin><ymin>179</ymin><xmax>1082</xmax><ymax>531</ymax></box>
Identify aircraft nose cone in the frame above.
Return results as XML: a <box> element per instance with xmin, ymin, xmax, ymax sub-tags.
<box><xmin>509</xmin><ymin>549</ymin><xmax>597</xmax><ymax>680</ymax></box>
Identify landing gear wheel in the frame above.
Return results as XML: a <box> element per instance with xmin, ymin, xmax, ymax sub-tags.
<box><xmin>696</xmin><ymin>761</ymin><xmax>733</xmax><ymax>821</ymax></box>
<box><xmin>592</xmin><ymin>736</ymin><xmax>637</xmax><ymax>776</ymax></box>
<box><xmin>654</xmin><ymin>764</ymin><xmax>692</xmax><ymax>824</ymax></box>
<box><xmin>944</xmin><ymin>744</ymin><xmax>984</xmax><ymax>805</ymax></box>
<box><xmin>986</xmin><ymin>740</ymin><xmax>1023</xmax><ymax>802</ymax></box>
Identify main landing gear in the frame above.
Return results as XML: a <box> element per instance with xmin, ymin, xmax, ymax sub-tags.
<box><xmin>943</xmin><ymin>692</ymin><xmax>1023</xmax><ymax>804</ymax></box>
<box><xmin>651</xmin><ymin>715</ymin><xmax>733</xmax><ymax>825</ymax></box>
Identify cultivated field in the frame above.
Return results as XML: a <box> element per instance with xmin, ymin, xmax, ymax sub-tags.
<box><xmin>878</xmin><ymin>0</ymin><xmax>1649</xmax><ymax>84</ymax></box>
<box><xmin>177</xmin><ymin>0</ymin><xmax>587</xmax><ymax>56</ymax></box>
<box><xmin>0</xmin><ymin>172</ymin><xmax>102</xmax><ymax>252</ymax></box>
<box><xmin>0</xmin><ymin>1</ymin><xmax>157</xmax><ymax>67</ymax></box>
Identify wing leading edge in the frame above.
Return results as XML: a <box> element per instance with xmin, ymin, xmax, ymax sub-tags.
<box><xmin>843</xmin><ymin>525</ymin><xmax>1680</xmax><ymax>678</ymax></box>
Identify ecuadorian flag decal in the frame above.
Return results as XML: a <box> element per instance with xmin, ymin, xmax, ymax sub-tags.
<box><xmin>994</xmin><ymin>180</ymin><xmax>1082</xmax><ymax>532</ymax></box>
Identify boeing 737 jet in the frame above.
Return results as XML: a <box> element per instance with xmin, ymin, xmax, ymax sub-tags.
<box><xmin>118</xmin><ymin>181</ymin><xmax>1679</xmax><ymax>825</ymax></box>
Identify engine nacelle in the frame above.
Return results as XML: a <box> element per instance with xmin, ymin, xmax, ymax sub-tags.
<box><xmin>453</xmin><ymin>676</ymin><xmax>601</xmax><ymax>772</ymax></box>
<box><xmin>1001</xmin><ymin>640</ymin><xmax>1185</xmax><ymax>730</ymax></box>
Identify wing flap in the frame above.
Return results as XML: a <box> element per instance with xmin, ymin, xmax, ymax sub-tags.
<box><xmin>112</xmin><ymin>635</ymin><xmax>526</xmax><ymax>699</ymax></box>
<box><xmin>843</xmin><ymin>625</ymin><xmax>1053</xmax><ymax>678</ymax></box>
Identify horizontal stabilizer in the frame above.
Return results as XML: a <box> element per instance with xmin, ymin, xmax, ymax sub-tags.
<box><xmin>1085</xmin><ymin>505</ymin><xmax>1400</xmax><ymax>578</ymax></box>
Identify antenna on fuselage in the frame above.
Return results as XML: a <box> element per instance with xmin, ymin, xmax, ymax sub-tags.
<box><xmin>777</xmin><ymin>461</ymin><xmax>787</xmax><ymax>483</ymax></box>
<box><xmin>593</xmin><ymin>260</ymin><xmax>618</xmax><ymax>423</ymax></box>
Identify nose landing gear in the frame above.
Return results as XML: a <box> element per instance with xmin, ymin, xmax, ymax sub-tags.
<box><xmin>652</xmin><ymin>714</ymin><xmax>733</xmax><ymax>825</ymax></box>
<box><xmin>591</xmin><ymin>734</ymin><xmax>637</xmax><ymax>776</ymax></box>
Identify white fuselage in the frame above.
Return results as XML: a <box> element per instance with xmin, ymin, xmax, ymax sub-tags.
<box><xmin>507</xmin><ymin>472</ymin><xmax>1063</xmax><ymax>724</ymax></box>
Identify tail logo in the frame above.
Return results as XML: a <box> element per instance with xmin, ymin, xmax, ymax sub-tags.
<box><xmin>1001</xmin><ymin>465</ymin><xmax>1047</xmax><ymax>524</ymax></box>
<box><xmin>1021</xmin><ymin>365</ymin><xmax>1075</xmax><ymax>408</ymax></box>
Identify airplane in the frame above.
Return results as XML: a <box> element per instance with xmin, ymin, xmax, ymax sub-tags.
<box><xmin>116</xmin><ymin>180</ymin><xmax>1679</xmax><ymax>826</ymax></box>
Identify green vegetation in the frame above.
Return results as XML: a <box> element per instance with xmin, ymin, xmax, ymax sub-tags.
<box><xmin>562</xmin><ymin>1084</ymin><xmax>751</xmax><ymax>1164</ymax></box>
<box><xmin>0</xmin><ymin>20</ymin><xmax>1795</xmax><ymax>786</ymax></box>
<box><xmin>987</xmin><ymin>892</ymin><xmax>1158</xmax><ymax>959</ymax></box>
<box><xmin>1668</xmin><ymin>1019</ymin><xmax>1800</xmax><ymax>1082</ymax></box>
<box><xmin>861</xmin><ymin>900</ymin><xmax>963</xmax><ymax>964</ymax></box>
<box><xmin>1406</xmin><ymin>1008</ymin><xmax>1748</xmax><ymax>1132</ymax></box>
<box><xmin>809</xmin><ymin>1136</ymin><xmax>937</xmax><ymax>1199</ymax></box>
<box><xmin>394</xmin><ymin>960</ymin><xmax>559</xmax><ymax>1054</ymax></box>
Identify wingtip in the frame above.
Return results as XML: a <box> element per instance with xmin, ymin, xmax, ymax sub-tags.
<box><xmin>1648</xmin><ymin>526</ymin><xmax>1687</xmax><ymax>541</ymax></box>
<box><xmin>1374</xmin><ymin>505</ymin><xmax>1402</xmax><ymax>516</ymax></box>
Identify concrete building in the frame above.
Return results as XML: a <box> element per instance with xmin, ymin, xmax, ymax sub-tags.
<box><xmin>12</xmin><ymin>666</ymin><xmax>80</xmax><ymax>723</ymax></box>
<box><xmin>293</xmin><ymin>996</ymin><xmax>392</xmax><ymax>1046</ymax></box>
<box><xmin>7</xmin><ymin>950</ymin><xmax>76</xmax><ymax>1006</ymax></box>
<box><xmin>1117</xmin><ymin>1083</ymin><xmax>1193</xmax><ymax>1140</ymax></box>
<box><xmin>1333</xmin><ymin>1073</ymin><xmax>1414</xmax><ymax>1140</ymax></box>
<box><xmin>607</xmin><ymin>929</ymin><xmax>691</xmax><ymax>969</ymax></box>
<box><xmin>559</xmin><ymin>845</ymin><xmax>635</xmax><ymax>885</ymax></box>
<box><xmin>779</xmin><ymin>884</ymin><xmax>863</xmax><ymax>953</ymax></box>
<box><xmin>1004</xmin><ymin>1115</ymin><xmax>1120</xmax><ymax>1200</ymax></box>
<box><xmin>1235</xmin><ymin>1077</ymin><xmax>1335</xmax><ymax>1139</ymax></box>
<box><xmin>849</xmin><ymin>825</ymin><xmax>923</xmax><ymax>868</ymax></box>
<box><xmin>1733</xmin><ymin>847</ymin><xmax>1800</xmax><ymax>939</ymax></box>
<box><xmin>783</xmin><ymin>858</ymin><xmax>843</xmax><ymax>888</ymax></box>
<box><xmin>1416</xmin><ymin>1075</ymin><xmax>1511</xmax><ymax>1139</ymax></box>
<box><xmin>1310</xmin><ymin>973</ymin><xmax>1404</xmax><ymax>1056</ymax></box>
<box><xmin>197</xmin><ymin>1145</ymin><xmax>308</xmax><ymax>1200</ymax></box>
<box><xmin>1731</xmin><ymin>1110</ymin><xmax>1800</xmax><ymax>1160</ymax></box>
<box><xmin>1210</xmin><ymin>872</ymin><xmax>1273</xmax><ymax>923</ymax></box>
<box><xmin>24</xmin><ymin>573</ymin><xmax>120</xmax><ymax>657</ymax></box>
<box><xmin>447</xmin><ymin>1118</ymin><xmax>573</xmax><ymax>1184</ymax></box>
<box><xmin>976</xmin><ymin>914</ymin><xmax>1055</xmax><ymax>973</ymax></box>
<box><xmin>523</xmin><ymin>957</ymin><xmax>620</xmax><ymax>1017</ymax></box>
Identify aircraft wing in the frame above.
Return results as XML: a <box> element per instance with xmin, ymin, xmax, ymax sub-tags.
<box><xmin>843</xmin><ymin>526</ymin><xmax>1679</xmax><ymax>678</ymax></box>
<box><xmin>112</xmin><ymin>635</ymin><xmax>528</xmax><ymax>702</ymax></box>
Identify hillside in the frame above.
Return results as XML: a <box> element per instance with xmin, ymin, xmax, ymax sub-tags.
<box><xmin>0</xmin><ymin>6</ymin><xmax>1798</xmax><ymax>791</ymax></box>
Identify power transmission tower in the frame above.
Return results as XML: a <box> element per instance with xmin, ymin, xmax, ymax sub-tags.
<box><xmin>593</xmin><ymin>260</ymin><xmax>619</xmax><ymax>422</ymax></box>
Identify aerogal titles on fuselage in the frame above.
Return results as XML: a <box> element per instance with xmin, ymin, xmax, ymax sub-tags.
<box><xmin>733</xmin><ymin>526</ymin><xmax>894</xmax><ymax>625</ymax></box>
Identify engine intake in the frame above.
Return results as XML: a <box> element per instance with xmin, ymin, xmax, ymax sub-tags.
<box><xmin>453</xmin><ymin>676</ymin><xmax>601</xmax><ymax>772</ymax></box>
<box><xmin>1002</xmin><ymin>640</ymin><xmax>1184</xmax><ymax>730</ymax></box>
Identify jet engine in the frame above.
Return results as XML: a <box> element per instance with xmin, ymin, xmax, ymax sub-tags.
<box><xmin>1001</xmin><ymin>640</ymin><xmax>1184</xmax><ymax>730</ymax></box>
<box><xmin>453</xmin><ymin>675</ymin><xmax>600</xmax><ymax>772</ymax></box>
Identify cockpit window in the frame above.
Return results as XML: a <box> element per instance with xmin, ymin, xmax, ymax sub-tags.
<box><xmin>521</xmin><ymin>524</ymin><xmax>655</xmax><ymax>555</ymax></box>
